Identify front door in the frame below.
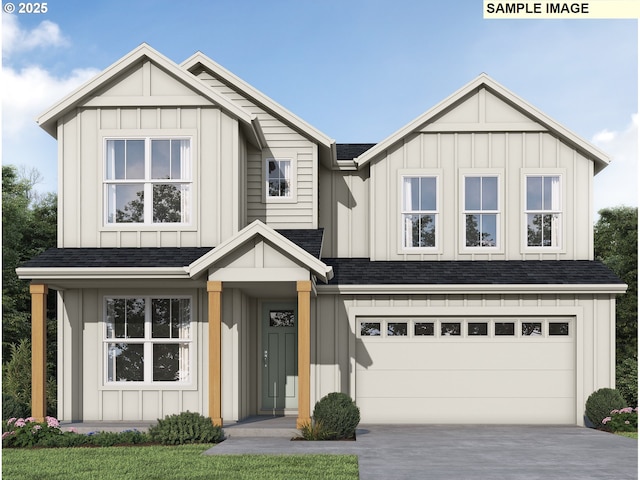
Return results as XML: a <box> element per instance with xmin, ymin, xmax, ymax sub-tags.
<box><xmin>261</xmin><ymin>303</ymin><xmax>298</xmax><ymax>413</ymax></box>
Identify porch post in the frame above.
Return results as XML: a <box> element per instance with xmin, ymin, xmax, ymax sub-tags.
<box><xmin>296</xmin><ymin>280</ymin><xmax>312</xmax><ymax>428</ymax></box>
<box><xmin>30</xmin><ymin>283</ymin><xmax>48</xmax><ymax>422</ymax></box>
<box><xmin>207</xmin><ymin>281</ymin><xmax>223</xmax><ymax>427</ymax></box>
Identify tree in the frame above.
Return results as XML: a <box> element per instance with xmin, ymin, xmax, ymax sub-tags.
<box><xmin>2</xmin><ymin>165</ymin><xmax>57</xmax><ymax>417</ymax></box>
<box><xmin>594</xmin><ymin>206</ymin><xmax>637</xmax><ymax>363</ymax></box>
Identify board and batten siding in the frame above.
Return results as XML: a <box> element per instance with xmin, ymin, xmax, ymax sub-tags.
<box><xmin>57</xmin><ymin>59</ymin><xmax>246</xmax><ymax>248</ymax></box>
<box><xmin>365</xmin><ymin>88</ymin><xmax>595</xmax><ymax>261</ymax></box>
<box><xmin>196</xmin><ymin>70</ymin><xmax>318</xmax><ymax>229</ymax></box>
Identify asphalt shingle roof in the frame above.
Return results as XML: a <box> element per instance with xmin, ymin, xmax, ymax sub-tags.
<box><xmin>19</xmin><ymin>229</ymin><xmax>325</xmax><ymax>269</ymax></box>
<box><xmin>336</xmin><ymin>144</ymin><xmax>376</xmax><ymax>160</ymax></box>
<box><xmin>323</xmin><ymin>258</ymin><xmax>624</xmax><ymax>285</ymax></box>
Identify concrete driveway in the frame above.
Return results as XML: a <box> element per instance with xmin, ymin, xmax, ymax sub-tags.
<box><xmin>206</xmin><ymin>425</ymin><xmax>638</xmax><ymax>479</ymax></box>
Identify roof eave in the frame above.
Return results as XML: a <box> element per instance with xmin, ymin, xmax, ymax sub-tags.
<box><xmin>317</xmin><ymin>283</ymin><xmax>627</xmax><ymax>295</ymax></box>
<box><xmin>16</xmin><ymin>266</ymin><xmax>191</xmax><ymax>281</ymax></box>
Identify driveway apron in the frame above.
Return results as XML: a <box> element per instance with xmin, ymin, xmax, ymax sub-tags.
<box><xmin>205</xmin><ymin>425</ymin><xmax>638</xmax><ymax>479</ymax></box>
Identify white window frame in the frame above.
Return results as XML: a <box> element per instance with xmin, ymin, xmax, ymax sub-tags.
<box><xmin>102</xmin><ymin>295</ymin><xmax>194</xmax><ymax>386</ymax></box>
<box><xmin>264</xmin><ymin>157</ymin><xmax>296</xmax><ymax>203</ymax></box>
<box><xmin>460</xmin><ymin>170</ymin><xmax>502</xmax><ymax>252</ymax></box>
<box><xmin>522</xmin><ymin>169</ymin><xmax>564</xmax><ymax>251</ymax></box>
<box><xmin>399</xmin><ymin>171</ymin><xmax>441</xmax><ymax>252</ymax></box>
<box><xmin>103</xmin><ymin>136</ymin><xmax>193</xmax><ymax>226</ymax></box>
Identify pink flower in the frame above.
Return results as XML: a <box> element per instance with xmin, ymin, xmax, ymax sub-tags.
<box><xmin>45</xmin><ymin>416</ymin><xmax>60</xmax><ymax>428</ymax></box>
<box><xmin>68</xmin><ymin>427</ymin><xmax>78</xmax><ymax>433</ymax></box>
<box><xmin>14</xmin><ymin>419</ymin><xmax>26</xmax><ymax>428</ymax></box>
<box><xmin>6</xmin><ymin>418</ymin><xmax>16</xmax><ymax>425</ymax></box>
<box><xmin>25</xmin><ymin>417</ymin><xmax>36</xmax><ymax>423</ymax></box>
<box><xmin>611</xmin><ymin>409</ymin><xmax>619</xmax><ymax>414</ymax></box>
<box><xmin>32</xmin><ymin>425</ymin><xmax>42</xmax><ymax>433</ymax></box>
<box><xmin>2</xmin><ymin>431</ymin><xmax>15</xmax><ymax>440</ymax></box>
<box><xmin>619</xmin><ymin>407</ymin><xmax>634</xmax><ymax>414</ymax></box>
<box><xmin>602</xmin><ymin>417</ymin><xmax>612</xmax><ymax>424</ymax></box>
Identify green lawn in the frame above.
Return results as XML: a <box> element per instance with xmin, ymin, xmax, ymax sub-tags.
<box><xmin>615</xmin><ymin>432</ymin><xmax>638</xmax><ymax>439</ymax></box>
<box><xmin>2</xmin><ymin>445</ymin><xmax>359</xmax><ymax>480</ymax></box>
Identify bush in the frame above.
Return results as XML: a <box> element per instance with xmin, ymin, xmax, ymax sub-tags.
<box><xmin>2</xmin><ymin>416</ymin><xmax>63</xmax><ymax>448</ymax></box>
<box><xmin>2</xmin><ymin>393</ymin><xmax>30</xmax><ymax>420</ymax></box>
<box><xmin>311</xmin><ymin>392</ymin><xmax>360</xmax><ymax>440</ymax></box>
<box><xmin>585</xmin><ymin>388</ymin><xmax>627</xmax><ymax>427</ymax></box>
<box><xmin>601</xmin><ymin>407</ymin><xmax>638</xmax><ymax>433</ymax></box>
<box><xmin>616</xmin><ymin>357</ymin><xmax>638</xmax><ymax>407</ymax></box>
<box><xmin>148</xmin><ymin>411</ymin><xmax>224</xmax><ymax>445</ymax></box>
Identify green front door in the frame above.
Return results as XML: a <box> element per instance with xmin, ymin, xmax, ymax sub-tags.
<box><xmin>261</xmin><ymin>303</ymin><xmax>298</xmax><ymax>412</ymax></box>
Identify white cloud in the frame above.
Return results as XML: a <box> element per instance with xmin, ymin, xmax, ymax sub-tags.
<box><xmin>2</xmin><ymin>13</ymin><xmax>69</xmax><ymax>56</ymax></box>
<box><xmin>2</xmin><ymin>65</ymin><xmax>99</xmax><ymax>136</ymax></box>
<box><xmin>592</xmin><ymin>115</ymin><xmax>639</xmax><ymax>218</ymax></box>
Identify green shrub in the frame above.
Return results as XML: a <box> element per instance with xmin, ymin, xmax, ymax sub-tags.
<box><xmin>2</xmin><ymin>393</ymin><xmax>30</xmax><ymax>420</ymax></box>
<box><xmin>585</xmin><ymin>388</ymin><xmax>627</xmax><ymax>427</ymax></box>
<box><xmin>312</xmin><ymin>392</ymin><xmax>360</xmax><ymax>440</ymax></box>
<box><xmin>616</xmin><ymin>357</ymin><xmax>638</xmax><ymax>407</ymax></box>
<box><xmin>148</xmin><ymin>411</ymin><xmax>224</xmax><ymax>445</ymax></box>
<box><xmin>602</xmin><ymin>407</ymin><xmax>638</xmax><ymax>433</ymax></box>
<box><xmin>2</xmin><ymin>416</ymin><xmax>63</xmax><ymax>448</ymax></box>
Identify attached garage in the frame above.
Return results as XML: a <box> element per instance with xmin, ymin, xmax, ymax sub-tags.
<box><xmin>354</xmin><ymin>316</ymin><xmax>575</xmax><ymax>424</ymax></box>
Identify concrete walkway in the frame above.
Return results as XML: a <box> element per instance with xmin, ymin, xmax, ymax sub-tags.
<box><xmin>205</xmin><ymin>425</ymin><xmax>638</xmax><ymax>479</ymax></box>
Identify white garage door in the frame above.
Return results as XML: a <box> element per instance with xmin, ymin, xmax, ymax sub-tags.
<box><xmin>355</xmin><ymin>317</ymin><xmax>575</xmax><ymax>424</ymax></box>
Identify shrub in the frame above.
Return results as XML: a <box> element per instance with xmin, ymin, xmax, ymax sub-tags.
<box><xmin>311</xmin><ymin>392</ymin><xmax>360</xmax><ymax>440</ymax></box>
<box><xmin>601</xmin><ymin>407</ymin><xmax>638</xmax><ymax>433</ymax></box>
<box><xmin>2</xmin><ymin>393</ymin><xmax>30</xmax><ymax>420</ymax></box>
<box><xmin>585</xmin><ymin>388</ymin><xmax>627</xmax><ymax>427</ymax></box>
<box><xmin>148</xmin><ymin>411</ymin><xmax>224</xmax><ymax>445</ymax></box>
<box><xmin>616</xmin><ymin>357</ymin><xmax>638</xmax><ymax>407</ymax></box>
<box><xmin>2</xmin><ymin>416</ymin><xmax>63</xmax><ymax>448</ymax></box>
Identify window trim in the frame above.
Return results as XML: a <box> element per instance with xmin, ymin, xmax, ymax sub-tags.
<box><xmin>102</xmin><ymin>134</ymin><xmax>194</xmax><ymax>228</ymax></box>
<box><xmin>521</xmin><ymin>169</ymin><xmax>565</xmax><ymax>252</ymax></box>
<box><xmin>101</xmin><ymin>295</ymin><xmax>195</xmax><ymax>388</ymax></box>
<box><xmin>264</xmin><ymin>157</ymin><xmax>297</xmax><ymax>203</ymax></box>
<box><xmin>399</xmin><ymin>170</ymin><xmax>442</xmax><ymax>252</ymax></box>
<box><xmin>459</xmin><ymin>170</ymin><xmax>503</xmax><ymax>253</ymax></box>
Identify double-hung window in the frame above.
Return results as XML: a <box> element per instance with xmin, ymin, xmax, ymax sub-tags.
<box><xmin>525</xmin><ymin>175</ymin><xmax>561</xmax><ymax>247</ymax></box>
<box><xmin>105</xmin><ymin>138</ymin><xmax>191</xmax><ymax>224</ymax></box>
<box><xmin>402</xmin><ymin>176</ymin><xmax>438</xmax><ymax>249</ymax></box>
<box><xmin>105</xmin><ymin>297</ymin><xmax>192</xmax><ymax>383</ymax></box>
<box><xmin>266</xmin><ymin>158</ymin><xmax>292</xmax><ymax>199</ymax></box>
<box><xmin>464</xmin><ymin>176</ymin><xmax>499</xmax><ymax>248</ymax></box>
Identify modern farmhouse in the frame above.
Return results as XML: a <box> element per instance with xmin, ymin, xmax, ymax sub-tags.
<box><xmin>18</xmin><ymin>44</ymin><xmax>626</xmax><ymax>428</ymax></box>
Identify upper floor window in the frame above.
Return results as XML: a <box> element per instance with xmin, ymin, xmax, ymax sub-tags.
<box><xmin>525</xmin><ymin>175</ymin><xmax>561</xmax><ymax>247</ymax></box>
<box><xmin>266</xmin><ymin>159</ymin><xmax>292</xmax><ymax>199</ymax></box>
<box><xmin>104</xmin><ymin>296</ymin><xmax>192</xmax><ymax>383</ymax></box>
<box><xmin>402</xmin><ymin>176</ymin><xmax>438</xmax><ymax>249</ymax></box>
<box><xmin>464</xmin><ymin>176</ymin><xmax>498</xmax><ymax>248</ymax></box>
<box><xmin>105</xmin><ymin>138</ymin><xmax>191</xmax><ymax>224</ymax></box>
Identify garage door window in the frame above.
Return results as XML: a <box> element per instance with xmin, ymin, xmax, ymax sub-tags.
<box><xmin>358</xmin><ymin>318</ymin><xmax>571</xmax><ymax>339</ymax></box>
<box><xmin>495</xmin><ymin>322</ymin><xmax>515</xmax><ymax>336</ymax></box>
<box><xmin>361</xmin><ymin>322</ymin><xmax>381</xmax><ymax>336</ymax></box>
<box><xmin>549</xmin><ymin>322</ymin><xmax>569</xmax><ymax>336</ymax></box>
<box><xmin>414</xmin><ymin>323</ymin><xmax>435</xmax><ymax>336</ymax></box>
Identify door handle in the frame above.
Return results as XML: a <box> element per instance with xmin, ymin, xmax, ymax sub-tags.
<box><xmin>263</xmin><ymin>350</ymin><xmax>268</xmax><ymax>368</ymax></box>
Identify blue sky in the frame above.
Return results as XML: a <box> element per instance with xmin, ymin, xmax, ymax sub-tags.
<box><xmin>2</xmin><ymin>1</ymin><xmax>637</xmax><ymax>217</ymax></box>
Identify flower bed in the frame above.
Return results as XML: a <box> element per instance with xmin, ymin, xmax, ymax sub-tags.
<box><xmin>601</xmin><ymin>407</ymin><xmax>638</xmax><ymax>433</ymax></box>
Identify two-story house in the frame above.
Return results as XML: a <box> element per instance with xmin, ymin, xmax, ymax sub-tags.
<box><xmin>18</xmin><ymin>44</ymin><xmax>625</xmax><ymax>428</ymax></box>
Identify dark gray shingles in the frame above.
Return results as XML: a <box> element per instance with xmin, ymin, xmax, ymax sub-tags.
<box><xmin>323</xmin><ymin>258</ymin><xmax>624</xmax><ymax>285</ymax></box>
<box><xmin>336</xmin><ymin>144</ymin><xmax>376</xmax><ymax>160</ymax></box>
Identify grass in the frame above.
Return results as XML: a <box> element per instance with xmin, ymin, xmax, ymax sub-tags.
<box><xmin>615</xmin><ymin>431</ymin><xmax>638</xmax><ymax>439</ymax></box>
<box><xmin>2</xmin><ymin>445</ymin><xmax>359</xmax><ymax>480</ymax></box>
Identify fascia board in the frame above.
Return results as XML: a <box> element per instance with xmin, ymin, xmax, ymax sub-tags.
<box><xmin>181</xmin><ymin>52</ymin><xmax>336</xmax><ymax>150</ymax></box>
<box><xmin>16</xmin><ymin>267</ymin><xmax>190</xmax><ymax>280</ymax></box>
<box><xmin>317</xmin><ymin>283</ymin><xmax>628</xmax><ymax>295</ymax></box>
<box><xmin>187</xmin><ymin>220</ymin><xmax>333</xmax><ymax>281</ymax></box>
<box><xmin>355</xmin><ymin>73</ymin><xmax>610</xmax><ymax>171</ymax></box>
<box><xmin>38</xmin><ymin>44</ymin><xmax>254</xmax><ymax>137</ymax></box>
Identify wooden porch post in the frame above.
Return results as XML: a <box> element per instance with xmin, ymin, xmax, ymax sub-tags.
<box><xmin>296</xmin><ymin>280</ymin><xmax>312</xmax><ymax>428</ymax></box>
<box><xmin>30</xmin><ymin>283</ymin><xmax>48</xmax><ymax>422</ymax></box>
<box><xmin>207</xmin><ymin>281</ymin><xmax>223</xmax><ymax>427</ymax></box>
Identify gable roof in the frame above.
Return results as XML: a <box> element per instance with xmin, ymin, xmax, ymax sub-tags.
<box><xmin>187</xmin><ymin>220</ymin><xmax>333</xmax><ymax>282</ymax></box>
<box><xmin>181</xmin><ymin>52</ymin><xmax>336</xmax><ymax>166</ymax></box>
<box><xmin>37</xmin><ymin>43</ymin><xmax>265</xmax><ymax>147</ymax></box>
<box><xmin>354</xmin><ymin>74</ymin><xmax>610</xmax><ymax>173</ymax></box>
